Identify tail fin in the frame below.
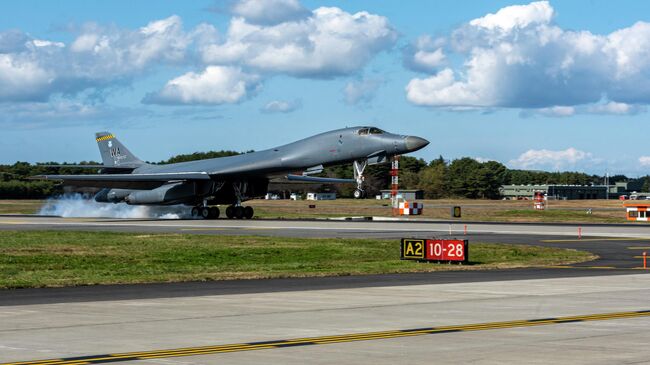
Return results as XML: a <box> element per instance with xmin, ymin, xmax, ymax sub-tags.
<box><xmin>95</xmin><ymin>132</ymin><xmax>145</xmax><ymax>167</ymax></box>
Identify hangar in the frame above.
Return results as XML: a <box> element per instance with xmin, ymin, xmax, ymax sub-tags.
<box><xmin>500</xmin><ymin>184</ymin><xmax>608</xmax><ymax>200</ymax></box>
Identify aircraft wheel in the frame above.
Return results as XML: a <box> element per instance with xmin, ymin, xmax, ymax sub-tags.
<box><xmin>233</xmin><ymin>206</ymin><xmax>244</xmax><ymax>219</ymax></box>
<box><xmin>200</xmin><ymin>207</ymin><xmax>211</xmax><ymax>219</ymax></box>
<box><xmin>243</xmin><ymin>206</ymin><xmax>254</xmax><ymax>219</ymax></box>
<box><xmin>209</xmin><ymin>207</ymin><xmax>220</xmax><ymax>219</ymax></box>
<box><xmin>353</xmin><ymin>189</ymin><xmax>365</xmax><ymax>199</ymax></box>
<box><xmin>226</xmin><ymin>205</ymin><xmax>234</xmax><ymax>219</ymax></box>
<box><xmin>191</xmin><ymin>207</ymin><xmax>199</xmax><ymax>218</ymax></box>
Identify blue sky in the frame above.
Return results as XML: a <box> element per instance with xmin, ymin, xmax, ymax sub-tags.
<box><xmin>2</xmin><ymin>0</ymin><xmax>650</xmax><ymax>176</ymax></box>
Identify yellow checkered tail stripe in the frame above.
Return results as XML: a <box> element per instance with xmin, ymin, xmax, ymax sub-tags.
<box><xmin>96</xmin><ymin>135</ymin><xmax>114</xmax><ymax>142</ymax></box>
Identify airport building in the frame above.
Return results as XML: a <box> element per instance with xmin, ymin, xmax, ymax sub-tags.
<box><xmin>608</xmin><ymin>181</ymin><xmax>644</xmax><ymax>198</ymax></box>
<box><xmin>380</xmin><ymin>189</ymin><xmax>424</xmax><ymax>201</ymax></box>
<box><xmin>500</xmin><ymin>184</ymin><xmax>608</xmax><ymax>200</ymax></box>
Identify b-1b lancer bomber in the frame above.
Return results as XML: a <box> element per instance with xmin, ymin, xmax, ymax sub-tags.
<box><xmin>35</xmin><ymin>127</ymin><xmax>429</xmax><ymax>219</ymax></box>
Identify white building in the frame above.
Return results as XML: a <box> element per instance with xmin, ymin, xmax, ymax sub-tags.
<box><xmin>306</xmin><ymin>192</ymin><xmax>336</xmax><ymax>201</ymax></box>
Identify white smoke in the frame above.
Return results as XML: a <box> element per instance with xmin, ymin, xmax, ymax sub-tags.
<box><xmin>39</xmin><ymin>194</ymin><xmax>190</xmax><ymax>219</ymax></box>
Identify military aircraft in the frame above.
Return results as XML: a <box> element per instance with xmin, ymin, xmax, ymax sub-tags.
<box><xmin>35</xmin><ymin>127</ymin><xmax>429</xmax><ymax>219</ymax></box>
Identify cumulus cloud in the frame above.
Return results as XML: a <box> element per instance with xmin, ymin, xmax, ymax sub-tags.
<box><xmin>231</xmin><ymin>0</ymin><xmax>310</xmax><ymax>25</ymax></box>
<box><xmin>1</xmin><ymin>2</ymin><xmax>395</xmax><ymax>110</ymax></box>
<box><xmin>143</xmin><ymin>66</ymin><xmax>261</xmax><ymax>105</ymax></box>
<box><xmin>639</xmin><ymin>156</ymin><xmax>650</xmax><ymax>166</ymax></box>
<box><xmin>344</xmin><ymin>78</ymin><xmax>382</xmax><ymax>105</ymax></box>
<box><xmin>403</xmin><ymin>35</ymin><xmax>447</xmax><ymax>72</ymax></box>
<box><xmin>405</xmin><ymin>1</ymin><xmax>650</xmax><ymax>113</ymax></box>
<box><xmin>522</xmin><ymin>100</ymin><xmax>645</xmax><ymax>117</ymax></box>
<box><xmin>0</xmin><ymin>16</ymin><xmax>212</xmax><ymax>103</ymax></box>
<box><xmin>260</xmin><ymin>99</ymin><xmax>301</xmax><ymax>113</ymax></box>
<box><xmin>586</xmin><ymin>101</ymin><xmax>645</xmax><ymax>115</ymax></box>
<box><xmin>474</xmin><ymin>157</ymin><xmax>494</xmax><ymax>163</ymax></box>
<box><xmin>201</xmin><ymin>6</ymin><xmax>397</xmax><ymax>78</ymax></box>
<box><xmin>509</xmin><ymin>147</ymin><xmax>595</xmax><ymax>170</ymax></box>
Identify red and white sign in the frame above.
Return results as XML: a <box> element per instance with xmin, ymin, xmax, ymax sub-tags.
<box><xmin>425</xmin><ymin>239</ymin><xmax>467</xmax><ymax>262</ymax></box>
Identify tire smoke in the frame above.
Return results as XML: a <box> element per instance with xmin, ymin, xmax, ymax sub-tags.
<box><xmin>38</xmin><ymin>194</ymin><xmax>189</xmax><ymax>219</ymax></box>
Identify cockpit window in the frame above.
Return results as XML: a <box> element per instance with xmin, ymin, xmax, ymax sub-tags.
<box><xmin>369</xmin><ymin>127</ymin><xmax>384</xmax><ymax>134</ymax></box>
<box><xmin>358</xmin><ymin>128</ymin><xmax>370</xmax><ymax>135</ymax></box>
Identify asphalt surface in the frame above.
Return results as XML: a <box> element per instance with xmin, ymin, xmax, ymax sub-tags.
<box><xmin>3</xmin><ymin>274</ymin><xmax>650</xmax><ymax>364</ymax></box>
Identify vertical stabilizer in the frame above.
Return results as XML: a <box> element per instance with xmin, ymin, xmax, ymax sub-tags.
<box><xmin>95</xmin><ymin>132</ymin><xmax>145</xmax><ymax>167</ymax></box>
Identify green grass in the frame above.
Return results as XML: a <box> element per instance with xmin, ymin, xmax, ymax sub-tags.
<box><xmin>493</xmin><ymin>209</ymin><xmax>622</xmax><ymax>223</ymax></box>
<box><xmin>0</xmin><ymin>231</ymin><xmax>596</xmax><ymax>289</ymax></box>
<box><xmin>0</xmin><ymin>200</ymin><xmax>44</xmax><ymax>214</ymax></box>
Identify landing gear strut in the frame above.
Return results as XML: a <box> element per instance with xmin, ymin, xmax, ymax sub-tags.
<box><xmin>353</xmin><ymin>160</ymin><xmax>368</xmax><ymax>199</ymax></box>
<box><xmin>224</xmin><ymin>182</ymin><xmax>254</xmax><ymax>219</ymax></box>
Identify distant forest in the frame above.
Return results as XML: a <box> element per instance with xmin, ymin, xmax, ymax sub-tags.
<box><xmin>1</xmin><ymin>151</ymin><xmax>648</xmax><ymax>199</ymax></box>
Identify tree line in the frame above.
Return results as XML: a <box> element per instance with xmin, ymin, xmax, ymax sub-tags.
<box><xmin>1</xmin><ymin>153</ymin><xmax>648</xmax><ymax>199</ymax></box>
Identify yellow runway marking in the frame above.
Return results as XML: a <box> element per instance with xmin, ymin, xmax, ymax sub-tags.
<box><xmin>628</xmin><ymin>246</ymin><xmax>650</xmax><ymax>250</ymax></box>
<box><xmin>541</xmin><ymin>237</ymin><xmax>650</xmax><ymax>243</ymax></box>
<box><xmin>4</xmin><ymin>309</ymin><xmax>650</xmax><ymax>365</ymax></box>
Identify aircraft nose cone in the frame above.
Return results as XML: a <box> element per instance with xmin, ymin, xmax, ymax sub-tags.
<box><xmin>405</xmin><ymin>136</ymin><xmax>429</xmax><ymax>152</ymax></box>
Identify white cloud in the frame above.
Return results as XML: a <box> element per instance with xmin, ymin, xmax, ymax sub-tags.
<box><xmin>260</xmin><ymin>99</ymin><xmax>301</xmax><ymax>113</ymax></box>
<box><xmin>586</xmin><ymin>101</ymin><xmax>645</xmax><ymax>115</ymax></box>
<box><xmin>469</xmin><ymin>1</ymin><xmax>553</xmax><ymax>31</ymax></box>
<box><xmin>474</xmin><ymin>157</ymin><xmax>494</xmax><ymax>163</ymax></box>
<box><xmin>0</xmin><ymin>16</ymin><xmax>208</xmax><ymax>103</ymax></box>
<box><xmin>0</xmin><ymin>54</ymin><xmax>54</xmax><ymax>102</ymax></box>
<box><xmin>405</xmin><ymin>1</ymin><xmax>650</xmax><ymax>112</ymax></box>
<box><xmin>639</xmin><ymin>156</ymin><xmax>650</xmax><ymax>166</ymax></box>
<box><xmin>344</xmin><ymin>78</ymin><xmax>382</xmax><ymax>105</ymax></box>
<box><xmin>201</xmin><ymin>6</ymin><xmax>397</xmax><ymax>78</ymax></box>
<box><xmin>404</xmin><ymin>35</ymin><xmax>447</xmax><ymax>72</ymax></box>
<box><xmin>231</xmin><ymin>0</ymin><xmax>310</xmax><ymax>25</ymax></box>
<box><xmin>509</xmin><ymin>148</ymin><xmax>594</xmax><ymax>170</ymax></box>
<box><xmin>143</xmin><ymin>66</ymin><xmax>261</xmax><ymax>105</ymax></box>
<box><xmin>522</xmin><ymin>101</ymin><xmax>644</xmax><ymax>117</ymax></box>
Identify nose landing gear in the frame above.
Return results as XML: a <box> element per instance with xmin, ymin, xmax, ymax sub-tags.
<box><xmin>353</xmin><ymin>160</ymin><xmax>368</xmax><ymax>199</ymax></box>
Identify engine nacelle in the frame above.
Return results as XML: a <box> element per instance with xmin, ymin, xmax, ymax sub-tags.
<box><xmin>125</xmin><ymin>182</ymin><xmax>196</xmax><ymax>205</ymax></box>
<box><xmin>94</xmin><ymin>188</ymin><xmax>131</xmax><ymax>203</ymax></box>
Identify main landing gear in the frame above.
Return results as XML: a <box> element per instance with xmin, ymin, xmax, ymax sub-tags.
<box><xmin>225</xmin><ymin>205</ymin><xmax>254</xmax><ymax>219</ymax></box>
<box><xmin>191</xmin><ymin>206</ymin><xmax>220</xmax><ymax>219</ymax></box>
<box><xmin>190</xmin><ymin>205</ymin><xmax>254</xmax><ymax>219</ymax></box>
<box><xmin>191</xmin><ymin>182</ymin><xmax>255</xmax><ymax>219</ymax></box>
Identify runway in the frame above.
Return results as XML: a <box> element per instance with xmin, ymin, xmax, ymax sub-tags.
<box><xmin>2</xmin><ymin>215</ymin><xmax>650</xmax><ymax>363</ymax></box>
<box><xmin>3</xmin><ymin>215</ymin><xmax>650</xmax><ymax>239</ymax></box>
<box><xmin>2</xmin><ymin>274</ymin><xmax>650</xmax><ymax>364</ymax></box>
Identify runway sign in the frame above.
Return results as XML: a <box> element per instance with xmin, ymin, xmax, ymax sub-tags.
<box><xmin>401</xmin><ymin>238</ymin><xmax>468</xmax><ymax>263</ymax></box>
<box><xmin>400</xmin><ymin>238</ymin><xmax>425</xmax><ymax>259</ymax></box>
<box><xmin>426</xmin><ymin>239</ymin><xmax>468</xmax><ymax>263</ymax></box>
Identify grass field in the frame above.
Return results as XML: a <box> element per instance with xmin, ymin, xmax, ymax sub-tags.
<box><xmin>248</xmin><ymin>198</ymin><xmax>629</xmax><ymax>223</ymax></box>
<box><xmin>0</xmin><ymin>231</ymin><xmax>595</xmax><ymax>289</ymax></box>
<box><xmin>0</xmin><ymin>198</ymin><xmax>635</xmax><ymax>223</ymax></box>
<box><xmin>0</xmin><ymin>200</ymin><xmax>44</xmax><ymax>214</ymax></box>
